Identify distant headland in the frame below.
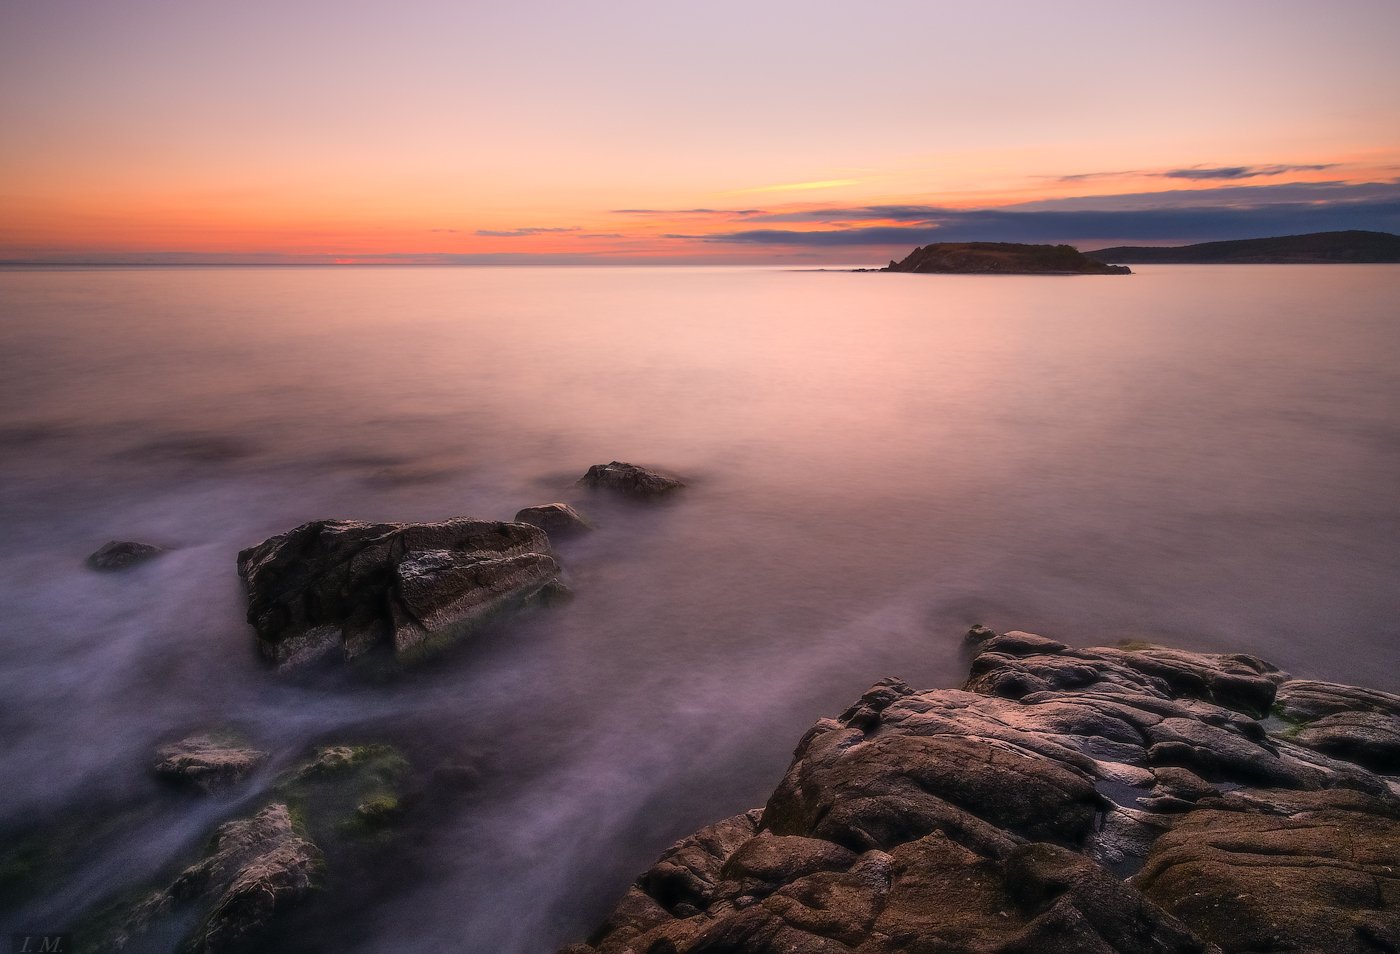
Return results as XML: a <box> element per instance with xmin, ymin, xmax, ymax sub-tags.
<box><xmin>1086</xmin><ymin>229</ymin><xmax>1400</xmax><ymax>264</ymax></box>
<box><xmin>880</xmin><ymin>242</ymin><xmax>1132</xmax><ymax>275</ymax></box>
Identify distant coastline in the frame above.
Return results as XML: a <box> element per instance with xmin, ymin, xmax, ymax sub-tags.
<box><xmin>1087</xmin><ymin>229</ymin><xmax>1400</xmax><ymax>264</ymax></box>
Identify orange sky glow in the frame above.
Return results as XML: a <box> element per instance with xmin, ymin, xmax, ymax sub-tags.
<box><xmin>2</xmin><ymin>1</ymin><xmax>1398</xmax><ymax>264</ymax></box>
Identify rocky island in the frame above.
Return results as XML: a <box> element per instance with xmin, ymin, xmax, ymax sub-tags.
<box><xmin>566</xmin><ymin>628</ymin><xmax>1399</xmax><ymax>954</ymax></box>
<box><xmin>882</xmin><ymin>243</ymin><xmax>1131</xmax><ymax>275</ymax></box>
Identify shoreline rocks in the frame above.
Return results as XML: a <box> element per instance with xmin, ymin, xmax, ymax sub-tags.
<box><xmin>236</xmin><ymin>517</ymin><xmax>561</xmax><ymax>667</ymax></box>
<box><xmin>567</xmin><ymin>630</ymin><xmax>1400</xmax><ymax>953</ymax></box>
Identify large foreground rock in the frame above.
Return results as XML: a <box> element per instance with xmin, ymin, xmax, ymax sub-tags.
<box><xmin>237</xmin><ymin>518</ymin><xmax>560</xmax><ymax>666</ymax></box>
<box><xmin>567</xmin><ymin>631</ymin><xmax>1400</xmax><ymax>953</ymax></box>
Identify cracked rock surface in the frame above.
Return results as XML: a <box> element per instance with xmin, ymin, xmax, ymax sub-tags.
<box><xmin>566</xmin><ymin>631</ymin><xmax>1400</xmax><ymax>954</ymax></box>
<box><xmin>110</xmin><ymin>803</ymin><xmax>321</xmax><ymax>954</ymax></box>
<box><xmin>237</xmin><ymin>518</ymin><xmax>560</xmax><ymax>666</ymax></box>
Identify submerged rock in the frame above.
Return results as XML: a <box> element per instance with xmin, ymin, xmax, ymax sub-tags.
<box><xmin>111</xmin><ymin>803</ymin><xmax>321</xmax><ymax>954</ymax></box>
<box><xmin>515</xmin><ymin>502</ymin><xmax>593</xmax><ymax>537</ymax></box>
<box><xmin>569</xmin><ymin>634</ymin><xmax>1400</xmax><ymax>953</ymax></box>
<box><xmin>236</xmin><ymin>517</ymin><xmax>561</xmax><ymax>667</ymax></box>
<box><xmin>578</xmin><ymin>461</ymin><xmax>685</xmax><ymax>498</ymax></box>
<box><xmin>153</xmin><ymin>734</ymin><xmax>268</xmax><ymax>794</ymax></box>
<box><xmin>87</xmin><ymin>540</ymin><xmax>165</xmax><ymax>570</ymax></box>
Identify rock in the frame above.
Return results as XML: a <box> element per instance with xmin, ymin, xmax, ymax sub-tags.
<box><xmin>113</xmin><ymin>803</ymin><xmax>321</xmax><ymax>953</ymax></box>
<box><xmin>1134</xmin><ymin>789</ymin><xmax>1400</xmax><ymax>953</ymax></box>
<box><xmin>1292</xmin><ymin>710</ymin><xmax>1400</xmax><ymax>774</ymax></box>
<box><xmin>1274</xmin><ymin>678</ymin><xmax>1400</xmax><ymax>721</ymax></box>
<box><xmin>569</xmin><ymin>633</ymin><xmax>1400</xmax><ymax>954</ymax></box>
<box><xmin>964</xmin><ymin>623</ymin><xmax>1000</xmax><ymax>643</ymax></box>
<box><xmin>637</xmin><ymin>810</ymin><xmax>763</xmax><ymax>916</ymax></box>
<box><xmin>153</xmin><ymin>734</ymin><xmax>268</xmax><ymax>794</ymax></box>
<box><xmin>514</xmin><ymin>502</ymin><xmax>593</xmax><ymax>537</ymax></box>
<box><xmin>1273</xmin><ymin>679</ymin><xmax>1400</xmax><ymax>774</ymax></box>
<box><xmin>87</xmin><ymin>540</ymin><xmax>165</xmax><ymax>570</ymax></box>
<box><xmin>236</xmin><ymin>517</ymin><xmax>561</xmax><ymax>666</ymax></box>
<box><xmin>578</xmin><ymin>461</ymin><xmax>685</xmax><ymax>498</ymax></box>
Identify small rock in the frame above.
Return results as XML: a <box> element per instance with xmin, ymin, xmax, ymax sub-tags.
<box><xmin>355</xmin><ymin>794</ymin><xmax>402</xmax><ymax>825</ymax></box>
<box><xmin>514</xmin><ymin>502</ymin><xmax>592</xmax><ymax>537</ymax></box>
<box><xmin>964</xmin><ymin>624</ymin><xmax>999</xmax><ymax>643</ymax></box>
<box><xmin>577</xmin><ymin>461</ymin><xmax>684</xmax><ymax>498</ymax></box>
<box><xmin>87</xmin><ymin>540</ymin><xmax>165</xmax><ymax>570</ymax></box>
<box><xmin>154</xmin><ymin>735</ymin><xmax>268</xmax><ymax>794</ymax></box>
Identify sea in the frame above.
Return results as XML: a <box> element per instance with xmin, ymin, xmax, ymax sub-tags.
<box><xmin>1</xmin><ymin>264</ymin><xmax>1397</xmax><ymax>951</ymax></box>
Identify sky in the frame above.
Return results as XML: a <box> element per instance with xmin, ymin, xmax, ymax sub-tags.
<box><xmin>2</xmin><ymin>0</ymin><xmax>1398</xmax><ymax>264</ymax></box>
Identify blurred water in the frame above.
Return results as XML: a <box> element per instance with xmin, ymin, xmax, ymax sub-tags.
<box><xmin>1</xmin><ymin>264</ymin><xmax>1397</xmax><ymax>950</ymax></box>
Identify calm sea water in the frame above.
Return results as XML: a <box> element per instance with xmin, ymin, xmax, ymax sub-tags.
<box><xmin>1</xmin><ymin>264</ymin><xmax>1398</xmax><ymax>950</ymax></box>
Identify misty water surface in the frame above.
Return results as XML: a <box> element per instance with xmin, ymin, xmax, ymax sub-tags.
<box><xmin>1</xmin><ymin>264</ymin><xmax>1397</xmax><ymax>951</ymax></box>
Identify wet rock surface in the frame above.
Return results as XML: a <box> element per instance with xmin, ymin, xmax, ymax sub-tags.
<box><xmin>108</xmin><ymin>803</ymin><xmax>322</xmax><ymax>954</ymax></box>
<box><xmin>515</xmin><ymin>502</ymin><xmax>593</xmax><ymax>537</ymax></box>
<box><xmin>152</xmin><ymin>735</ymin><xmax>268</xmax><ymax>794</ymax></box>
<box><xmin>236</xmin><ymin>517</ymin><xmax>560</xmax><ymax>666</ymax></box>
<box><xmin>87</xmin><ymin>540</ymin><xmax>165</xmax><ymax>570</ymax></box>
<box><xmin>89</xmin><ymin>741</ymin><xmax>421</xmax><ymax>953</ymax></box>
<box><xmin>569</xmin><ymin>631</ymin><xmax>1400</xmax><ymax>953</ymax></box>
<box><xmin>578</xmin><ymin>461</ymin><xmax>685</xmax><ymax>498</ymax></box>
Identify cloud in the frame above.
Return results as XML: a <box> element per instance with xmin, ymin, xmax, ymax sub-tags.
<box><xmin>1058</xmin><ymin>170</ymin><xmax>1138</xmax><ymax>182</ymax></box>
<box><xmin>696</xmin><ymin>195</ymin><xmax>1400</xmax><ymax>247</ymax></box>
<box><xmin>741</xmin><ymin>181</ymin><xmax>1400</xmax><ymax>225</ymax></box>
<box><xmin>749</xmin><ymin>205</ymin><xmax>947</xmax><ymax>224</ymax></box>
<box><xmin>577</xmin><ymin>233</ymin><xmax>625</xmax><ymax>239</ymax></box>
<box><xmin>1161</xmin><ymin>163</ymin><xmax>1337</xmax><ymax>180</ymax></box>
<box><xmin>1003</xmin><ymin>179</ymin><xmax>1400</xmax><ymax>213</ymax></box>
<box><xmin>1059</xmin><ymin>163</ymin><xmax>1337</xmax><ymax>183</ymax></box>
<box><xmin>474</xmin><ymin>226</ymin><xmax>581</xmax><ymax>237</ymax></box>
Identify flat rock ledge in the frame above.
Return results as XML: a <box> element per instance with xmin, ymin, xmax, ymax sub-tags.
<box><xmin>237</xmin><ymin>517</ymin><xmax>561</xmax><ymax>667</ymax></box>
<box><xmin>579</xmin><ymin>462</ymin><xmax>685</xmax><ymax>498</ymax></box>
<box><xmin>566</xmin><ymin>630</ymin><xmax>1400</xmax><ymax>954</ymax></box>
